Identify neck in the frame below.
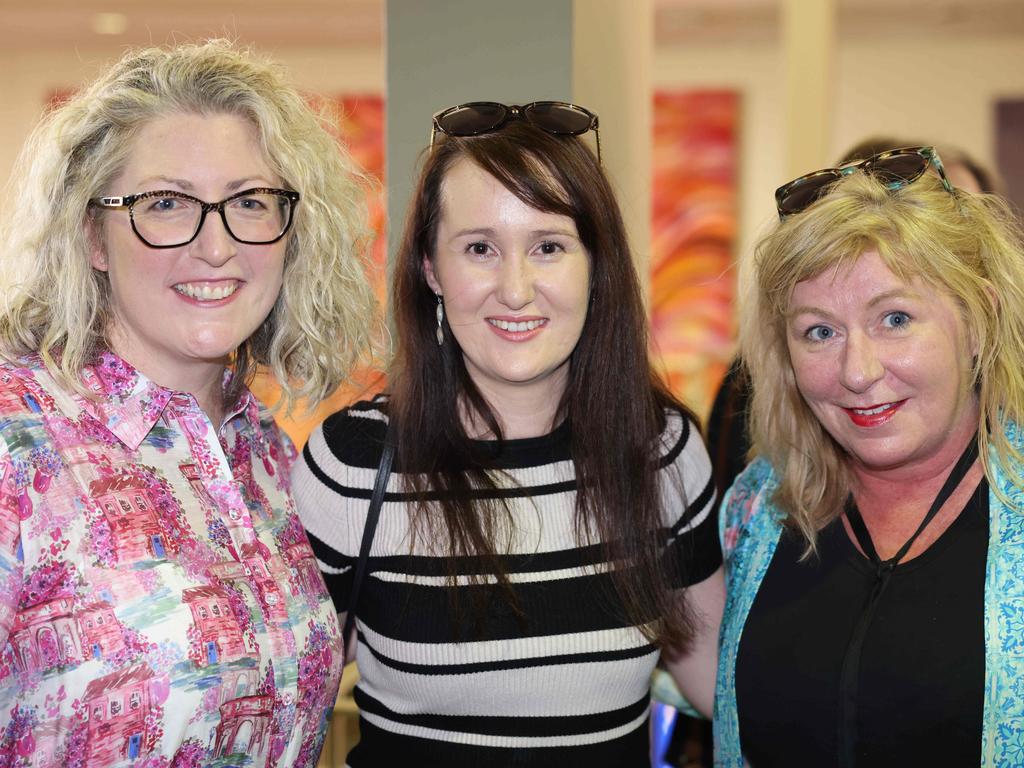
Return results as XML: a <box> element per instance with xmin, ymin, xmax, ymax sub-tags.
<box><xmin>107</xmin><ymin>334</ymin><xmax>227</xmax><ymax>427</ymax></box>
<box><xmin>463</xmin><ymin>371</ymin><xmax>568</xmax><ymax>440</ymax></box>
<box><xmin>849</xmin><ymin>412</ymin><xmax>978</xmax><ymax>514</ymax></box>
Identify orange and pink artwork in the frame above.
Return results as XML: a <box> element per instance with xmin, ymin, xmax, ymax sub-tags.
<box><xmin>650</xmin><ymin>90</ymin><xmax>738</xmax><ymax>420</ymax></box>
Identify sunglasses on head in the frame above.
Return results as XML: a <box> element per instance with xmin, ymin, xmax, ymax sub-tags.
<box><xmin>774</xmin><ymin>146</ymin><xmax>955</xmax><ymax>219</ymax></box>
<box><xmin>430</xmin><ymin>101</ymin><xmax>601</xmax><ymax>162</ymax></box>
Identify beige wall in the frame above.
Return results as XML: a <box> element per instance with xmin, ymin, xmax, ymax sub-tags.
<box><xmin>0</xmin><ymin>44</ymin><xmax>384</xmax><ymax>196</ymax></box>
<box><xmin>2</xmin><ymin>31</ymin><xmax>1022</xmax><ymax>264</ymax></box>
<box><xmin>655</xmin><ymin>32</ymin><xmax>1024</xmax><ymax>269</ymax></box>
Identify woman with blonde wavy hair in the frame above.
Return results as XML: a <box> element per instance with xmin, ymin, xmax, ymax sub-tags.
<box><xmin>714</xmin><ymin>148</ymin><xmax>1024</xmax><ymax>766</ymax></box>
<box><xmin>0</xmin><ymin>40</ymin><xmax>375</xmax><ymax>766</ymax></box>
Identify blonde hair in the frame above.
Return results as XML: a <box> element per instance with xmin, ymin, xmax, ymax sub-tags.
<box><xmin>0</xmin><ymin>39</ymin><xmax>377</xmax><ymax>411</ymax></box>
<box><xmin>742</xmin><ymin>171</ymin><xmax>1024</xmax><ymax>546</ymax></box>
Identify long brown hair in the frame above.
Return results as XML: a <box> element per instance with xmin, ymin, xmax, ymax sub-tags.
<box><xmin>389</xmin><ymin>121</ymin><xmax>696</xmax><ymax>650</ymax></box>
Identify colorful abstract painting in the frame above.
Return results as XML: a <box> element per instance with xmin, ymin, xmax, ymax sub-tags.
<box><xmin>650</xmin><ymin>90</ymin><xmax>739</xmax><ymax>420</ymax></box>
<box><xmin>251</xmin><ymin>94</ymin><xmax>387</xmax><ymax>448</ymax></box>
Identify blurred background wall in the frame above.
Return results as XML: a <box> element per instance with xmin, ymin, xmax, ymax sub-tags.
<box><xmin>2</xmin><ymin>1</ymin><xmax>1020</xmax><ymax>763</ymax></box>
<box><xmin>2</xmin><ymin>0</ymin><xmax>1022</xmax><ymax>421</ymax></box>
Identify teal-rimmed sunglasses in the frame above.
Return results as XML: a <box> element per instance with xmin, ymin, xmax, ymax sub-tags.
<box><xmin>775</xmin><ymin>146</ymin><xmax>955</xmax><ymax>219</ymax></box>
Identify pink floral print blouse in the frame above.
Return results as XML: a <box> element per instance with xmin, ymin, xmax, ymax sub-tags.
<box><xmin>0</xmin><ymin>352</ymin><xmax>344</xmax><ymax>768</ymax></box>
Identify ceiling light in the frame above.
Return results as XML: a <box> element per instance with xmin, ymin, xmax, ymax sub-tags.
<box><xmin>92</xmin><ymin>13</ymin><xmax>128</xmax><ymax>35</ymax></box>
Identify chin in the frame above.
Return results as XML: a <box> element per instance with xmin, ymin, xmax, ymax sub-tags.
<box><xmin>186</xmin><ymin>329</ymin><xmax>257</xmax><ymax>360</ymax></box>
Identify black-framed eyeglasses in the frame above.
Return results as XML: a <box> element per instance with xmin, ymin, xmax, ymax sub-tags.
<box><xmin>89</xmin><ymin>187</ymin><xmax>300</xmax><ymax>248</ymax></box>
<box><xmin>774</xmin><ymin>146</ymin><xmax>955</xmax><ymax>219</ymax></box>
<box><xmin>431</xmin><ymin>101</ymin><xmax>601</xmax><ymax>163</ymax></box>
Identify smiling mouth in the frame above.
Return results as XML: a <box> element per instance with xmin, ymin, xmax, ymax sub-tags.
<box><xmin>174</xmin><ymin>282</ymin><xmax>239</xmax><ymax>301</ymax></box>
<box><xmin>843</xmin><ymin>399</ymin><xmax>906</xmax><ymax>427</ymax></box>
<box><xmin>487</xmin><ymin>318</ymin><xmax>547</xmax><ymax>332</ymax></box>
<box><xmin>850</xmin><ymin>403</ymin><xmax>898</xmax><ymax>416</ymax></box>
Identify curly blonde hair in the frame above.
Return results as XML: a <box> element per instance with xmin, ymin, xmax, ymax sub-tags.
<box><xmin>0</xmin><ymin>39</ymin><xmax>377</xmax><ymax>411</ymax></box>
<box><xmin>742</xmin><ymin>170</ymin><xmax>1024</xmax><ymax>546</ymax></box>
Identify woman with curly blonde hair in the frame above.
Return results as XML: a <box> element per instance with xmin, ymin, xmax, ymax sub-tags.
<box><xmin>715</xmin><ymin>148</ymin><xmax>1024</xmax><ymax>766</ymax></box>
<box><xmin>0</xmin><ymin>40</ymin><xmax>375</xmax><ymax>766</ymax></box>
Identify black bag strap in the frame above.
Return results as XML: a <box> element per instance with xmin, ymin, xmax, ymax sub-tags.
<box><xmin>342</xmin><ymin>418</ymin><xmax>396</xmax><ymax>647</ymax></box>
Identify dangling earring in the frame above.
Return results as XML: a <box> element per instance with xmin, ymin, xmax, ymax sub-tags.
<box><xmin>435</xmin><ymin>294</ymin><xmax>445</xmax><ymax>346</ymax></box>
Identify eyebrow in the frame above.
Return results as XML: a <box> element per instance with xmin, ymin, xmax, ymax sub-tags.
<box><xmin>786</xmin><ymin>288</ymin><xmax>921</xmax><ymax>319</ymax></box>
<box><xmin>134</xmin><ymin>176</ymin><xmax>273</xmax><ymax>193</ymax></box>
<box><xmin>449</xmin><ymin>227</ymin><xmax>579</xmax><ymax>239</ymax></box>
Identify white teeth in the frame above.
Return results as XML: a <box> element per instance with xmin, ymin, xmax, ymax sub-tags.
<box><xmin>488</xmin><ymin>318</ymin><xmax>545</xmax><ymax>332</ymax></box>
<box><xmin>853</xmin><ymin>403</ymin><xmax>895</xmax><ymax>416</ymax></box>
<box><xmin>174</xmin><ymin>282</ymin><xmax>238</xmax><ymax>301</ymax></box>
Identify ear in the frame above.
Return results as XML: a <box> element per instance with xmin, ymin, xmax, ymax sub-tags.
<box><xmin>422</xmin><ymin>255</ymin><xmax>442</xmax><ymax>295</ymax></box>
<box><xmin>86</xmin><ymin>216</ymin><xmax>109</xmax><ymax>272</ymax></box>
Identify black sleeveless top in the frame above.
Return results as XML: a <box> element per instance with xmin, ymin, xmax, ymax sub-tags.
<box><xmin>735</xmin><ymin>478</ymin><xmax>988</xmax><ymax>767</ymax></box>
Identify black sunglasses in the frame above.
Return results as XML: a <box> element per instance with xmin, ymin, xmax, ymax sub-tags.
<box><xmin>430</xmin><ymin>101</ymin><xmax>601</xmax><ymax>162</ymax></box>
<box><xmin>775</xmin><ymin>146</ymin><xmax>955</xmax><ymax>219</ymax></box>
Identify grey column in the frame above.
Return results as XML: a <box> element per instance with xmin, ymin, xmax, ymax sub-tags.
<box><xmin>386</xmin><ymin>0</ymin><xmax>574</xmax><ymax>259</ymax></box>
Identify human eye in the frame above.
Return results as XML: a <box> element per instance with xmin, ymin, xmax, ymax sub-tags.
<box><xmin>535</xmin><ymin>240</ymin><xmax>566</xmax><ymax>257</ymax></box>
<box><xmin>805</xmin><ymin>324</ymin><xmax>836</xmax><ymax>342</ymax></box>
<box><xmin>465</xmin><ymin>241</ymin><xmax>494</xmax><ymax>259</ymax></box>
<box><xmin>232</xmin><ymin>194</ymin><xmax>269</xmax><ymax>212</ymax></box>
<box><xmin>881</xmin><ymin>310</ymin><xmax>912</xmax><ymax>330</ymax></box>
<box><xmin>138</xmin><ymin>193</ymin><xmax>193</xmax><ymax>217</ymax></box>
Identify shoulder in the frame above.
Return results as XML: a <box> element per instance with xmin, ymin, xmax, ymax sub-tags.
<box><xmin>656</xmin><ymin>405</ymin><xmax>713</xmax><ymax>493</ymax></box>
<box><xmin>657</xmin><ymin>405</ymin><xmax>705</xmax><ymax>467</ymax></box>
<box><xmin>316</xmin><ymin>396</ymin><xmax>390</xmax><ymax>470</ymax></box>
<box><xmin>1002</xmin><ymin>419</ymin><xmax>1024</xmax><ymax>453</ymax></box>
<box><xmin>0</xmin><ymin>355</ymin><xmax>65</xmax><ymax>433</ymax></box>
<box><xmin>720</xmin><ymin>457</ymin><xmax>779</xmax><ymax>553</ymax></box>
<box><xmin>253</xmin><ymin>410</ymin><xmax>298</xmax><ymax>469</ymax></box>
<box><xmin>657</xmin><ymin>405</ymin><xmax>716</xmax><ymax>524</ymax></box>
<box><xmin>293</xmin><ymin>396</ymin><xmax>388</xmax><ymax>497</ymax></box>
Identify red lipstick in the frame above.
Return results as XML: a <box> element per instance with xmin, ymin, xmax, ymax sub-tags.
<box><xmin>843</xmin><ymin>400</ymin><xmax>905</xmax><ymax>428</ymax></box>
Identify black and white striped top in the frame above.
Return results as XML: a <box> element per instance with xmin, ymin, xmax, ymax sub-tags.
<box><xmin>292</xmin><ymin>398</ymin><xmax>721</xmax><ymax>767</ymax></box>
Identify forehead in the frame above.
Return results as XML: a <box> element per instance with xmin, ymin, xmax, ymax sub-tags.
<box><xmin>438</xmin><ymin>157</ymin><xmax>575</xmax><ymax>229</ymax></box>
<box><xmin>116</xmin><ymin>112</ymin><xmax>272</xmax><ymax>186</ymax></box>
<box><xmin>788</xmin><ymin>249</ymin><xmax>962</xmax><ymax>315</ymax></box>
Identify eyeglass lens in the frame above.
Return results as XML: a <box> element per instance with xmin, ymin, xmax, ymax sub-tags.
<box><xmin>867</xmin><ymin>153</ymin><xmax>929</xmax><ymax>186</ymax></box>
<box><xmin>132</xmin><ymin>192</ymin><xmax>293</xmax><ymax>247</ymax></box>
<box><xmin>523</xmin><ymin>103</ymin><xmax>594</xmax><ymax>134</ymax></box>
<box><xmin>778</xmin><ymin>171</ymin><xmax>843</xmax><ymax>216</ymax></box>
<box><xmin>779</xmin><ymin>153</ymin><xmax>931</xmax><ymax>215</ymax></box>
<box><xmin>437</xmin><ymin>102</ymin><xmax>593</xmax><ymax>137</ymax></box>
<box><xmin>437</xmin><ymin>103</ymin><xmax>507</xmax><ymax>135</ymax></box>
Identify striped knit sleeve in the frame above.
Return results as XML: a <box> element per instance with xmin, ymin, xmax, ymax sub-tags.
<box><xmin>660</xmin><ymin>409</ymin><xmax>722</xmax><ymax>587</ymax></box>
<box><xmin>291</xmin><ymin>406</ymin><xmax>385</xmax><ymax>612</ymax></box>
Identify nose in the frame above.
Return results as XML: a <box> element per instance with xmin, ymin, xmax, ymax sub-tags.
<box><xmin>190</xmin><ymin>210</ymin><xmax>237</xmax><ymax>267</ymax></box>
<box><xmin>495</xmin><ymin>254</ymin><xmax>535</xmax><ymax>310</ymax></box>
<box><xmin>839</xmin><ymin>330</ymin><xmax>885</xmax><ymax>393</ymax></box>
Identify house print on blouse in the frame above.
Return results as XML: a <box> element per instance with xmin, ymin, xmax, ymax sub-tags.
<box><xmin>214</xmin><ymin>690</ymin><xmax>275</xmax><ymax>765</ymax></box>
<box><xmin>0</xmin><ymin>353</ymin><xmax>344</xmax><ymax>768</ymax></box>
<box><xmin>183</xmin><ymin>585</ymin><xmax>253</xmax><ymax>666</ymax></box>
<box><xmin>82</xmin><ymin>663</ymin><xmax>169</xmax><ymax>766</ymax></box>
<box><xmin>91</xmin><ymin>473</ymin><xmax>179</xmax><ymax>564</ymax></box>
<box><xmin>8</xmin><ymin>597</ymin><xmax>134</xmax><ymax>673</ymax></box>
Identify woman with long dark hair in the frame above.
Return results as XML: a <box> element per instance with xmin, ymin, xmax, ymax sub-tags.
<box><xmin>294</xmin><ymin>102</ymin><xmax>724</xmax><ymax>767</ymax></box>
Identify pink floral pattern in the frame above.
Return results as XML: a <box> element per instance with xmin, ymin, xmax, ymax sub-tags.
<box><xmin>0</xmin><ymin>353</ymin><xmax>343</xmax><ymax>768</ymax></box>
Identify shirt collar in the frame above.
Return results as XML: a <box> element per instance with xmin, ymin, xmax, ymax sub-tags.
<box><xmin>79</xmin><ymin>351</ymin><xmax>261</xmax><ymax>451</ymax></box>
